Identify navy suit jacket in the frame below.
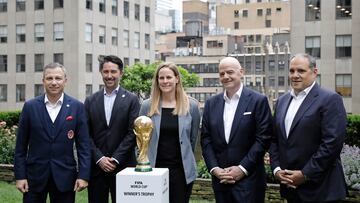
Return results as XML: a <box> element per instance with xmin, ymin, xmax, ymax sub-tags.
<box><xmin>201</xmin><ymin>87</ymin><xmax>272</xmax><ymax>202</ymax></box>
<box><xmin>269</xmin><ymin>83</ymin><xmax>347</xmax><ymax>201</ymax></box>
<box><xmin>14</xmin><ymin>94</ymin><xmax>91</xmax><ymax>192</ymax></box>
<box><xmin>84</xmin><ymin>87</ymin><xmax>140</xmax><ymax>176</ymax></box>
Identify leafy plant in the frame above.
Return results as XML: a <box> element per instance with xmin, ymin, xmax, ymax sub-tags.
<box><xmin>0</xmin><ymin>122</ymin><xmax>17</xmax><ymax>164</ymax></box>
<box><xmin>197</xmin><ymin>159</ymin><xmax>211</xmax><ymax>179</ymax></box>
<box><xmin>341</xmin><ymin>144</ymin><xmax>360</xmax><ymax>190</ymax></box>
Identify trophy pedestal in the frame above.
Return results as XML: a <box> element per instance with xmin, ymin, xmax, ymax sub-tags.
<box><xmin>116</xmin><ymin>167</ymin><xmax>169</xmax><ymax>203</ymax></box>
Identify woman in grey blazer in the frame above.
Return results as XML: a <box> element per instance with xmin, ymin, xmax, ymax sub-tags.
<box><xmin>139</xmin><ymin>62</ymin><xmax>200</xmax><ymax>203</ymax></box>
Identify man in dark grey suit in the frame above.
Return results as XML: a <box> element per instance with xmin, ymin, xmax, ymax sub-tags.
<box><xmin>85</xmin><ymin>55</ymin><xmax>140</xmax><ymax>203</ymax></box>
<box><xmin>269</xmin><ymin>53</ymin><xmax>347</xmax><ymax>202</ymax></box>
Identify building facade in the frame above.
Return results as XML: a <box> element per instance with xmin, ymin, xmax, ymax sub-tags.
<box><xmin>0</xmin><ymin>0</ymin><xmax>155</xmax><ymax>110</ymax></box>
<box><xmin>290</xmin><ymin>0</ymin><xmax>359</xmax><ymax>113</ymax></box>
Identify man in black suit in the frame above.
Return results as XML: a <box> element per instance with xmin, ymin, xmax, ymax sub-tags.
<box><xmin>269</xmin><ymin>53</ymin><xmax>347</xmax><ymax>202</ymax></box>
<box><xmin>85</xmin><ymin>55</ymin><xmax>140</xmax><ymax>203</ymax></box>
<box><xmin>201</xmin><ymin>57</ymin><xmax>272</xmax><ymax>203</ymax></box>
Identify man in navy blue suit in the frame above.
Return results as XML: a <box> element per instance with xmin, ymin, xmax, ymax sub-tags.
<box><xmin>14</xmin><ymin>63</ymin><xmax>91</xmax><ymax>203</ymax></box>
<box><xmin>201</xmin><ymin>57</ymin><xmax>272</xmax><ymax>203</ymax></box>
<box><xmin>269</xmin><ymin>53</ymin><xmax>347</xmax><ymax>202</ymax></box>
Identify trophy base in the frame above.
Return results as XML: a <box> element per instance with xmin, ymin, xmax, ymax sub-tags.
<box><xmin>135</xmin><ymin>162</ymin><xmax>152</xmax><ymax>172</ymax></box>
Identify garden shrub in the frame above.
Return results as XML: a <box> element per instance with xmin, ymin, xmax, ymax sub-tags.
<box><xmin>0</xmin><ymin>122</ymin><xmax>17</xmax><ymax>164</ymax></box>
<box><xmin>341</xmin><ymin>144</ymin><xmax>360</xmax><ymax>190</ymax></box>
<box><xmin>0</xmin><ymin>111</ymin><xmax>21</xmax><ymax>127</ymax></box>
<box><xmin>346</xmin><ymin>115</ymin><xmax>360</xmax><ymax>147</ymax></box>
<box><xmin>197</xmin><ymin>159</ymin><xmax>211</xmax><ymax>179</ymax></box>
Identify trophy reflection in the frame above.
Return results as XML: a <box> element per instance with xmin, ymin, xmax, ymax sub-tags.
<box><xmin>134</xmin><ymin>116</ymin><xmax>153</xmax><ymax>172</ymax></box>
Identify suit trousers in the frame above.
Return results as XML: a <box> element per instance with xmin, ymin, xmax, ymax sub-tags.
<box><xmin>168</xmin><ymin>167</ymin><xmax>193</xmax><ymax>203</ymax></box>
<box><xmin>286</xmin><ymin>189</ymin><xmax>341</xmax><ymax>203</ymax></box>
<box><xmin>88</xmin><ymin>171</ymin><xmax>116</xmax><ymax>203</ymax></box>
<box><xmin>23</xmin><ymin>172</ymin><xmax>75</xmax><ymax>203</ymax></box>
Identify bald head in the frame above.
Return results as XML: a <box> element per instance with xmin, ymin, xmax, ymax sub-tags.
<box><xmin>219</xmin><ymin>57</ymin><xmax>242</xmax><ymax>70</ymax></box>
<box><xmin>218</xmin><ymin>56</ymin><xmax>244</xmax><ymax>98</ymax></box>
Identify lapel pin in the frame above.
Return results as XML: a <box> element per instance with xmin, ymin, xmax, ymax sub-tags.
<box><xmin>66</xmin><ymin>104</ymin><xmax>70</xmax><ymax>107</ymax></box>
<box><xmin>122</xmin><ymin>94</ymin><xmax>125</xmax><ymax>98</ymax></box>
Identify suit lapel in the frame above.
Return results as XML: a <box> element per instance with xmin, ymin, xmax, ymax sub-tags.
<box><xmin>279</xmin><ymin>94</ymin><xmax>292</xmax><ymax>139</ymax></box>
<box><xmin>228</xmin><ymin>87</ymin><xmax>250</xmax><ymax>143</ymax></box>
<box><xmin>37</xmin><ymin>95</ymin><xmax>52</xmax><ymax>139</ymax></box>
<box><xmin>53</xmin><ymin>94</ymin><xmax>71</xmax><ymax>139</ymax></box>
<box><xmin>213</xmin><ymin>94</ymin><xmax>226</xmax><ymax>144</ymax></box>
<box><xmin>288</xmin><ymin>84</ymin><xmax>319</xmax><ymax>137</ymax></box>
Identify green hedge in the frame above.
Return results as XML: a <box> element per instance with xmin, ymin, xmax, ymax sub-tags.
<box><xmin>346</xmin><ymin>115</ymin><xmax>360</xmax><ymax>147</ymax></box>
<box><xmin>0</xmin><ymin>111</ymin><xmax>21</xmax><ymax>128</ymax></box>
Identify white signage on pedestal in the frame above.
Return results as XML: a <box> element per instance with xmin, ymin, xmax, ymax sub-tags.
<box><xmin>116</xmin><ymin>167</ymin><xmax>169</xmax><ymax>203</ymax></box>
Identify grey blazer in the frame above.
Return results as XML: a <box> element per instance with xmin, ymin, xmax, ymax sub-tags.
<box><xmin>139</xmin><ymin>97</ymin><xmax>201</xmax><ymax>184</ymax></box>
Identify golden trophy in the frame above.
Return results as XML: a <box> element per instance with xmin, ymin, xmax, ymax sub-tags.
<box><xmin>134</xmin><ymin>116</ymin><xmax>153</xmax><ymax>172</ymax></box>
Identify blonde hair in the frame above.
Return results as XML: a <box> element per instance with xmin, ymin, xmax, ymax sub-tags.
<box><xmin>148</xmin><ymin>62</ymin><xmax>189</xmax><ymax>116</ymax></box>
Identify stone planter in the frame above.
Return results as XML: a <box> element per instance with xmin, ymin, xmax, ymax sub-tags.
<box><xmin>1</xmin><ymin>164</ymin><xmax>359</xmax><ymax>202</ymax></box>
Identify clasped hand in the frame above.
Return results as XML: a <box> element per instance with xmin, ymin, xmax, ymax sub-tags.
<box><xmin>213</xmin><ymin>166</ymin><xmax>245</xmax><ymax>184</ymax></box>
<box><xmin>98</xmin><ymin>157</ymin><xmax>117</xmax><ymax>173</ymax></box>
<box><xmin>275</xmin><ymin>169</ymin><xmax>306</xmax><ymax>189</ymax></box>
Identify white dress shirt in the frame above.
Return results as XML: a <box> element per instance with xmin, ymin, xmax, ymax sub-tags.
<box><xmin>44</xmin><ymin>93</ymin><xmax>64</xmax><ymax>123</ymax></box>
<box><xmin>104</xmin><ymin>86</ymin><xmax>119</xmax><ymax>126</ymax></box>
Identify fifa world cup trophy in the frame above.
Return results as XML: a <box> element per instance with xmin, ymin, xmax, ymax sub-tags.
<box><xmin>134</xmin><ymin>116</ymin><xmax>153</xmax><ymax>172</ymax></box>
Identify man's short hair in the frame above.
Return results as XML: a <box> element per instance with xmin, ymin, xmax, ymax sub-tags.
<box><xmin>98</xmin><ymin>55</ymin><xmax>124</xmax><ymax>72</ymax></box>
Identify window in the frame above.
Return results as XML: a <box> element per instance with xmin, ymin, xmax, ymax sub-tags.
<box><xmin>0</xmin><ymin>55</ymin><xmax>7</xmax><ymax>72</ymax></box>
<box><xmin>112</xmin><ymin>0</ymin><xmax>117</xmax><ymax>15</ymax></box>
<box><xmin>134</xmin><ymin>32</ymin><xmax>140</xmax><ymax>48</ymax></box>
<box><xmin>278</xmin><ymin>76</ymin><xmax>285</xmax><ymax>86</ymax></box>
<box><xmin>86</xmin><ymin>0</ymin><xmax>92</xmax><ymax>10</ymax></box>
<box><xmin>269</xmin><ymin>60</ymin><xmax>275</xmax><ymax>72</ymax></box>
<box><xmin>16</xmin><ymin>84</ymin><xmax>26</xmax><ymax>102</ymax></box>
<box><xmin>336</xmin><ymin>0</ymin><xmax>351</xmax><ymax>19</ymax></box>
<box><xmin>306</xmin><ymin>0</ymin><xmax>320</xmax><ymax>21</ymax></box>
<box><xmin>248</xmin><ymin>35</ymin><xmax>254</xmax><ymax>43</ymax></box>
<box><xmin>269</xmin><ymin>76</ymin><xmax>275</xmax><ymax>87</ymax></box>
<box><xmin>34</xmin><ymin>84</ymin><xmax>44</xmax><ymax>97</ymax></box>
<box><xmin>255</xmin><ymin>61</ymin><xmax>262</xmax><ymax>74</ymax></box>
<box><xmin>34</xmin><ymin>54</ymin><xmax>44</xmax><ymax>72</ymax></box>
<box><xmin>16</xmin><ymin>25</ymin><xmax>26</xmax><ymax>43</ymax></box>
<box><xmin>53</xmin><ymin>23</ymin><xmax>64</xmax><ymax>41</ymax></box>
<box><xmin>243</xmin><ymin>10</ymin><xmax>248</xmax><ymax>17</ymax></box>
<box><xmin>145</xmin><ymin>59</ymin><xmax>150</xmax><ymax>65</ymax></box>
<box><xmin>135</xmin><ymin>4</ymin><xmax>140</xmax><ymax>20</ymax></box>
<box><xmin>16</xmin><ymin>54</ymin><xmax>26</xmax><ymax>72</ymax></box>
<box><xmin>0</xmin><ymin>84</ymin><xmax>7</xmax><ymax>101</ymax></box>
<box><xmin>207</xmin><ymin>40</ymin><xmax>223</xmax><ymax>48</ymax></box>
<box><xmin>123</xmin><ymin>1</ymin><xmax>129</xmax><ymax>18</ymax></box>
<box><xmin>265</xmin><ymin>20</ymin><xmax>271</xmax><ymax>27</ymax></box>
<box><xmin>99</xmin><ymin>26</ymin><xmax>105</xmax><ymax>44</ymax></box>
<box><xmin>134</xmin><ymin>58</ymin><xmax>140</xmax><ymax>64</ymax></box>
<box><xmin>336</xmin><ymin>35</ymin><xmax>351</xmax><ymax>58</ymax></box>
<box><xmin>234</xmin><ymin>10</ymin><xmax>239</xmax><ymax>18</ymax></box>
<box><xmin>85</xmin><ymin>23</ymin><xmax>92</xmax><ymax>42</ymax></box>
<box><xmin>276</xmin><ymin>7</ymin><xmax>282</xmax><ymax>12</ymax></box>
<box><xmin>99</xmin><ymin>0</ymin><xmax>105</xmax><ymax>12</ymax></box>
<box><xmin>234</xmin><ymin>22</ymin><xmax>239</xmax><ymax>29</ymax></box>
<box><xmin>257</xmin><ymin>0</ymin><xmax>262</xmax><ymax>2</ymax></box>
<box><xmin>256</xmin><ymin>34</ymin><xmax>261</xmax><ymax>43</ymax></box>
<box><xmin>86</xmin><ymin>85</ymin><xmax>93</xmax><ymax>97</ymax></box>
<box><xmin>145</xmin><ymin>6</ymin><xmax>150</xmax><ymax>22</ymax></box>
<box><xmin>112</xmin><ymin>28</ymin><xmax>118</xmax><ymax>45</ymax></box>
<box><xmin>0</xmin><ymin>25</ymin><xmax>7</xmax><ymax>43</ymax></box>
<box><xmin>145</xmin><ymin>33</ymin><xmax>150</xmax><ymax>49</ymax></box>
<box><xmin>123</xmin><ymin>30</ymin><xmax>129</xmax><ymax>47</ymax></box>
<box><xmin>278</xmin><ymin>60</ymin><xmax>285</xmax><ymax>71</ymax></box>
<box><xmin>86</xmin><ymin>54</ymin><xmax>92</xmax><ymax>72</ymax></box>
<box><xmin>35</xmin><ymin>0</ymin><xmax>44</xmax><ymax>10</ymax></box>
<box><xmin>336</xmin><ymin>74</ymin><xmax>351</xmax><ymax>97</ymax></box>
<box><xmin>316</xmin><ymin>74</ymin><xmax>321</xmax><ymax>85</ymax></box>
<box><xmin>255</xmin><ymin>47</ymin><xmax>261</xmax><ymax>53</ymax></box>
<box><xmin>54</xmin><ymin>0</ymin><xmax>63</xmax><ymax>9</ymax></box>
<box><xmin>246</xmin><ymin>0</ymin><xmax>250</xmax><ymax>3</ymax></box>
<box><xmin>16</xmin><ymin>0</ymin><xmax>25</xmax><ymax>11</ymax></box>
<box><xmin>123</xmin><ymin>57</ymin><xmax>129</xmax><ymax>66</ymax></box>
<box><xmin>255</xmin><ymin>77</ymin><xmax>261</xmax><ymax>86</ymax></box>
<box><xmin>266</xmin><ymin>8</ymin><xmax>271</xmax><ymax>15</ymax></box>
<box><xmin>54</xmin><ymin>53</ymin><xmax>63</xmax><ymax>65</ymax></box>
<box><xmin>0</xmin><ymin>0</ymin><xmax>7</xmax><ymax>12</ymax></box>
<box><xmin>34</xmin><ymin>23</ymin><xmax>44</xmax><ymax>42</ymax></box>
<box><xmin>257</xmin><ymin>9</ymin><xmax>263</xmax><ymax>16</ymax></box>
<box><xmin>305</xmin><ymin>36</ymin><xmax>321</xmax><ymax>58</ymax></box>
